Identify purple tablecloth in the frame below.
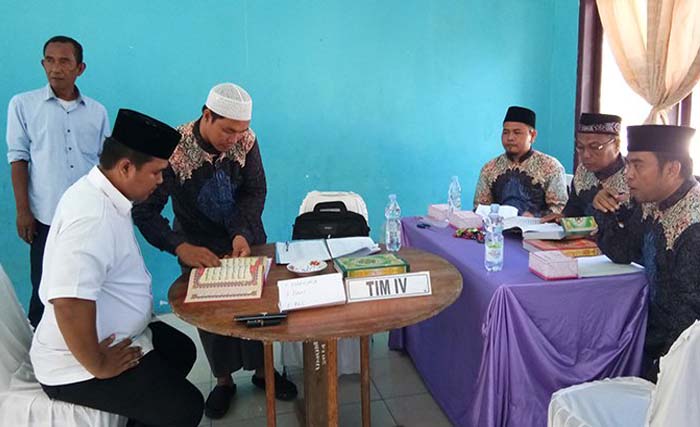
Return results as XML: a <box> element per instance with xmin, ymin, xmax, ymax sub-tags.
<box><xmin>389</xmin><ymin>217</ymin><xmax>648</xmax><ymax>427</ymax></box>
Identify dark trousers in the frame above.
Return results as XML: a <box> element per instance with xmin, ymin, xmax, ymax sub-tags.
<box><xmin>177</xmin><ymin>265</ymin><xmax>264</xmax><ymax>377</ymax></box>
<box><xmin>641</xmin><ymin>352</ymin><xmax>659</xmax><ymax>383</ymax></box>
<box><xmin>41</xmin><ymin>321</ymin><xmax>204</xmax><ymax>427</ymax></box>
<box><xmin>29</xmin><ymin>221</ymin><xmax>50</xmax><ymax>327</ymax></box>
<box><xmin>641</xmin><ymin>333</ymin><xmax>671</xmax><ymax>384</ymax></box>
<box><xmin>198</xmin><ymin>328</ymin><xmax>264</xmax><ymax>377</ymax></box>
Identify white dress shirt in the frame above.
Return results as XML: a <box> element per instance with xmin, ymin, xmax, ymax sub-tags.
<box><xmin>30</xmin><ymin>167</ymin><xmax>154</xmax><ymax>386</ymax></box>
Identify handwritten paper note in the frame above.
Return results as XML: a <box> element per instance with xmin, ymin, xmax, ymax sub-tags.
<box><xmin>277</xmin><ymin>273</ymin><xmax>347</xmax><ymax>311</ymax></box>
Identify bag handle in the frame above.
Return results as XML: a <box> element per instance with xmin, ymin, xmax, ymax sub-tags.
<box><xmin>313</xmin><ymin>201</ymin><xmax>348</xmax><ymax>213</ymax></box>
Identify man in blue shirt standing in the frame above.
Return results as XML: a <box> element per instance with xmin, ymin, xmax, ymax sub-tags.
<box><xmin>6</xmin><ymin>35</ymin><xmax>110</xmax><ymax>327</ymax></box>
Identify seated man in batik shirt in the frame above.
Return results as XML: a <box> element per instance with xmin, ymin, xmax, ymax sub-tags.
<box><xmin>473</xmin><ymin>106</ymin><xmax>568</xmax><ymax>217</ymax></box>
<box><xmin>592</xmin><ymin>124</ymin><xmax>700</xmax><ymax>383</ymax></box>
<box><xmin>543</xmin><ymin>113</ymin><xmax>631</xmax><ymax>222</ymax></box>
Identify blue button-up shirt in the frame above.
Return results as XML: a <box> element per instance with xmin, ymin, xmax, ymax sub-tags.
<box><xmin>6</xmin><ymin>84</ymin><xmax>110</xmax><ymax>224</ymax></box>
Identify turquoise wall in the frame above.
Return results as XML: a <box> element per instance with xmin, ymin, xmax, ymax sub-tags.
<box><xmin>0</xmin><ymin>0</ymin><xmax>578</xmax><ymax>313</ymax></box>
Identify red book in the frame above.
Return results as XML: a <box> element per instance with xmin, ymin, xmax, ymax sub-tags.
<box><xmin>522</xmin><ymin>239</ymin><xmax>601</xmax><ymax>258</ymax></box>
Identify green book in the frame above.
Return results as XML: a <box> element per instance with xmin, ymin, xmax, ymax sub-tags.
<box><xmin>561</xmin><ymin>216</ymin><xmax>598</xmax><ymax>238</ymax></box>
<box><xmin>334</xmin><ymin>253</ymin><xmax>410</xmax><ymax>278</ymax></box>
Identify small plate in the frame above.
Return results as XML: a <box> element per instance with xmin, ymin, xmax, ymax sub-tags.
<box><xmin>287</xmin><ymin>259</ymin><xmax>327</xmax><ymax>276</ymax></box>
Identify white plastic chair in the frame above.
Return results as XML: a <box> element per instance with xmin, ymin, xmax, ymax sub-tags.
<box><xmin>548</xmin><ymin>320</ymin><xmax>700</xmax><ymax>427</ymax></box>
<box><xmin>281</xmin><ymin>191</ymin><xmax>370</xmax><ymax>375</ymax></box>
<box><xmin>298</xmin><ymin>191</ymin><xmax>369</xmax><ymax>223</ymax></box>
<box><xmin>0</xmin><ymin>265</ymin><xmax>127</xmax><ymax>427</ymax></box>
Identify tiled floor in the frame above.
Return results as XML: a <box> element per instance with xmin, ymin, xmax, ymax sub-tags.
<box><xmin>157</xmin><ymin>314</ymin><xmax>452</xmax><ymax>427</ymax></box>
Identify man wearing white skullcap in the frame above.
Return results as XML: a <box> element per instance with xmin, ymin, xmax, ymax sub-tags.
<box><xmin>133</xmin><ymin>83</ymin><xmax>298</xmax><ymax>419</ymax></box>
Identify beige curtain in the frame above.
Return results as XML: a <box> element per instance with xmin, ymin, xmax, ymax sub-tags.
<box><xmin>597</xmin><ymin>0</ymin><xmax>700</xmax><ymax>124</ymax></box>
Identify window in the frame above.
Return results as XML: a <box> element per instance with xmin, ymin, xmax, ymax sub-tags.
<box><xmin>580</xmin><ymin>4</ymin><xmax>700</xmax><ymax>172</ymax></box>
<box><xmin>692</xmin><ymin>91</ymin><xmax>700</xmax><ymax>172</ymax></box>
<box><xmin>599</xmin><ymin>35</ymin><xmax>651</xmax><ymax>156</ymax></box>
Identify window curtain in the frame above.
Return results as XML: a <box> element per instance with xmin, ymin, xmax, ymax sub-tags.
<box><xmin>597</xmin><ymin>0</ymin><xmax>700</xmax><ymax>124</ymax></box>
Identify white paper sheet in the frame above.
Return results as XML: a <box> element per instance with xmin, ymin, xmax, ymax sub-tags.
<box><xmin>277</xmin><ymin>272</ymin><xmax>347</xmax><ymax>311</ymax></box>
<box><xmin>275</xmin><ymin>237</ymin><xmax>378</xmax><ymax>264</ymax></box>
<box><xmin>501</xmin><ymin>216</ymin><xmax>543</xmax><ymax>230</ymax></box>
<box><xmin>326</xmin><ymin>236</ymin><xmax>379</xmax><ymax>258</ymax></box>
<box><xmin>275</xmin><ymin>239</ymin><xmax>329</xmax><ymax>264</ymax></box>
<box><xmin>577</xmin><ymin>255</ymin><xmax>644</xmax><ymax>278</ymax></box>
<box><xmin>476</xmin><ymin>204</ymin><xmax>519</xmax><ymax>219</ymax></box>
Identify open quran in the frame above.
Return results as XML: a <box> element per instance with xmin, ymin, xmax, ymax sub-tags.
<box><xmin>185</xmin><ymin>256</ymin><xmax>271</xmax><ymax>303</ymax></box>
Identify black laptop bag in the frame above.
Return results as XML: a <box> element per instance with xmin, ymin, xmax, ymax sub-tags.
<box><xmin>292</xmin><ymin>201</ymin><xmax>370</xmax><ymax>240</ymax></box>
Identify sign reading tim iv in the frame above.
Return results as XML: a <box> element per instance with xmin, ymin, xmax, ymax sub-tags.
<box><xmin>345</xmin><ymin>271</ymin><xmax>432</xmax><ymax>303</ymax></box>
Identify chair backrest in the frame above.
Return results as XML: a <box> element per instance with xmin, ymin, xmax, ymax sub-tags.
<box><xmin>646</xmin><ymin>320</ymin><xmax>700</xmax><ymax>426</ymax></box>
<box><xmin>298</xmin><ymin>191</ymin><xmax>369</xmax><ymax>222</ymax></box>
<box><xmin>0</xmin><ymin>265</ymin><xmax>33</xmax><ymax>392</ymax></box>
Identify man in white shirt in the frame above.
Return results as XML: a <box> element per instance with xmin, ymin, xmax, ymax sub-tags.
<box><xmin>6</xmin><ymin>35</ymin><xmax>110</xmax><ymax>327</ymax></box>
<box><xmin>30</xmin><ymin>109</ymin><xmax>203</xmax><ymax>427</ymax></box>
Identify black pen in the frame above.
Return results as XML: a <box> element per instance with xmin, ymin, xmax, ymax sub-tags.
<box><xmin>246</xmin><ymin>318</ymin><xmax>283</xmax><ymax>328</ymax></box>
<box><xmin>234</xmin><ymin>312</ymin><xmax>287</xmax><ymax>322</ymax></box>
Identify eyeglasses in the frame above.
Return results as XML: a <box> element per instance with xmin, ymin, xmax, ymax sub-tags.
<box><xmin>575</xmin><ymin>137</ymin><xmax>616</xmax><ymax>154</ymax></box>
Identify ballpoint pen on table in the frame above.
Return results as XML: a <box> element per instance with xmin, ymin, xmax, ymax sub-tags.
<box><xmin>246</xmin><ymin>318</ymin><xmax>283</xmax><ymax>328</ymax></box>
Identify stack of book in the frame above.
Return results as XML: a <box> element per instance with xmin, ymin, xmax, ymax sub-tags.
<box><xmin>448</xmin><ymin>210</ymin><xmax>483</xmax><ymax>229</ymax></box>
<box><xmin>333</xmin><ymin>253</ymin><xmax>410</xmax><ymax>278</ymax></box>
<box><xmin>522</xmin><ymin>239</ymin><xmax>601</xmax><ymax>257</ymax></box>
<box><xmin>428</xmin><ymin>204</ymin><xmax>450</xmax><ymax>221</ymax></box>
<box><xmin>529</xmin><ymin>251</ymin><xmax>579</xmax><ymax>280</ymax></box>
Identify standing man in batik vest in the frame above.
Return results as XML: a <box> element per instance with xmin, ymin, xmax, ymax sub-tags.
<box><xmin>133</xmin><ymin>83</ymin><xmax>297</xmax><ymax>419</ymax></box>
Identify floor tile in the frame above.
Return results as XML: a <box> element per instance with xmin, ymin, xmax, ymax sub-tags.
<box><xmin>371</xmin><ymin>331</ymin><xmax>403</xmax><ymax>360</ymax></box>
<box><xmin>370</xmin><ymin>354</ymin><xmax>427</xmax><ymax>399</ymax></box>
<box><xmin>159</xmin><ymin>313</ymin><xmax>446</xmax><ymax>427</ymax></box>
<box><xmin>212</xmin><ymin>411</ymin><xmax>301</xmax><ymax>427</ymax></box>
<box><xmin>203</xmin><ymin>380</ymin><xmax>298</xmax><ymax>423</ymax></box>
<box><xmin>339</xmin><ymin>400</ymin><xmax>397</xmax><ymax>427</ymax></box>
<box><xmin>337</xmin><ymin>373</ymin><xmax>382</xmax><ymax>404</ymax></box>
<box><xmin>384</xmin><ymin>393</ymin><xmax>452</xmax><ymax>427</ymax></box>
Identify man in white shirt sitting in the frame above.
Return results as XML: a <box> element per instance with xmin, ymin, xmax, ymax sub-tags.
<box><xmin>29</xmin><ymin>109</ymin><xmax>204</xmax><ymax>427</ymax></box>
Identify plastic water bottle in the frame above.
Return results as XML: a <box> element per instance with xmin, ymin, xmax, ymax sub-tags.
<box><xmin>447</xmin><ymin>176</ymin><xmax>462</xmax><ymax>214</ymax></box>
<box><xmin>385</xmin><ymin>194</ymin><xmax>402</xmax><ymax>252</ymax></box>
<box><xmin>484</xmin><ymin>203</ymin><xmax>504</xmax><ymax>272</ymax></box>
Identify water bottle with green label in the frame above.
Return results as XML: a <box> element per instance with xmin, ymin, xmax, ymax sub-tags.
<box><xmin>484</xmin><ymin>203</ymin><xmax>504</xmax><ymax>272</ymax></box>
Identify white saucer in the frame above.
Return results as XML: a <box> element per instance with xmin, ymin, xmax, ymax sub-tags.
<box><xmin>287</xmin><ymin>259</ymin><xmax>328</xmax><ymax>276</ymax></box>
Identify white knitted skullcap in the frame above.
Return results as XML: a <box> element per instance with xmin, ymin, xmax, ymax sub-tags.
<box><xmin>205</xmin><ymin>83</ymin><xmax>252</xmax><ymax>121</ymax></box>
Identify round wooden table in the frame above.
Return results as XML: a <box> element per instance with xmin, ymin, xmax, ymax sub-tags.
<box><xmin>169</xmin><ymin>245</ymin><xmax>462</xmax><ymax>427</ymax></box>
